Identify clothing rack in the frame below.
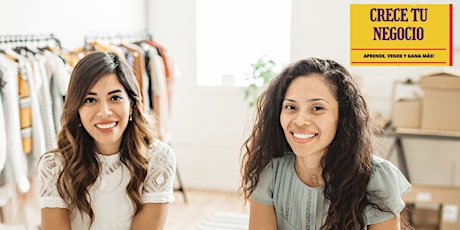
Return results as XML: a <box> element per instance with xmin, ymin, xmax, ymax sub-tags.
<box><xmin>0</xmin><ymin>33</ymin><xmax>62</xmax><ymax>50</ymax></box>
<box><xmin>83</xmin><ymin>31</ymin><xmax>153</xmax><ymax>48</ymax></box>
<box><xmin>0</xmin><ymin>33</ymin><xmax>63</xmax><ymax>226</ymax></box>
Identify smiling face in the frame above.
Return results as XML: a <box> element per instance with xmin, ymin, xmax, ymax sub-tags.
<box><xmin>280</xmin><ymin>74</ymin><xmax>339</xmax><ymax>159</ymax></box>
<box><xmin>78</xmin><ymin>73</ymin><xmax>131</xmax><ymax>155</ymax></box>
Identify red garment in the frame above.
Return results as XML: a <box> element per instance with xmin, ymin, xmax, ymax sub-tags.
<box><xmin>143</xmin><ymin>40</ymin><xmax>175</xmax><ymax>114</ymax></box>
<box><xmin>143</xmin><ymin>40</ymin><xmax>174</xmax><ymax>78</ymax></box>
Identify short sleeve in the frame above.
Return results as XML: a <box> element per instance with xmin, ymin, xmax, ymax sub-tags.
<box><xmin>250</xmin><ymin>162</ymin><xmax>274</xmax><ymax>206</ymax></box>
<box><xmin>365</xmin><ymin>155</ymin><xmax>412</xmax><ymax>225</ymax></box>
<box><xmin>38</xmin><ymin>153</ymin><xmax>68</xmax><ymax>209</ymax></box>
<box><xmin>142</xmin><ymin>140</ymin><xmax>176</xmax><ymax>203</ymax></box>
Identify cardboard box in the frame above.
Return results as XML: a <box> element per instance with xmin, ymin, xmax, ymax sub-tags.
<box><xmin>403</xmin><ymin>185</ymin><xmax>460</xmax><ymax>230</ymax></box>
<box><xmin>420</xmin><ymin>71</ymin><xmax>460</xmax><ymax>131</ymax></box>
<box><xmin>402</xmin><ymin>205</ymin><xmax>440</xmax><ymax>230</ymax></box>
<box><xmin>413</xmin><ymin>205</ymin><xmax>440</xmax><ymax>229</ymax></box>
<box><xmin>392</xmin><ymin>100</ymin><xmax>421</xmax><ymax>128</ymax></box>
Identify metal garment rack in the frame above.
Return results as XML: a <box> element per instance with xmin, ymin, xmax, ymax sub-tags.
<box><xmin>83</xmin><ymin>31</ymin><xmax>153</xmax><ymax>46</ymax></box>
<box><xmin>0</xmin><ymin>33</ymin><xmax>61</xmax><ymax>49</ymax></box>
<box><xmin>174</xmin><ymin>160</ymin><xmax>187</xmax><ymax>203</ymax></box>
<box><xmin>384</xmin><ymin>127</ymin><xmax>460</xmax><ymax>182</ymax></box>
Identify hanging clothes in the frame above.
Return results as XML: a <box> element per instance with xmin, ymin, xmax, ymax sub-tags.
<box><xmin>120</xmin><ymin>42</ymin><xmax>151</xmax><ymax>111</ymax></box>
<box><xmin>2</xmin><ymin>51</ymin><xmax>34</xmax><ymax>156</ymax></box>
<box><xmin>21</xmin><ymin>52</ymin><xmax>47</xmax><ymax>176</ymax></box>
<box><xmin>0</xmin><ymin>70</ymin><xmax>7</xmax><ymax>177</ymax></box>
<box><xmin>0</xmin><ymin>34</ymin><xmax>67</xmax><ymax>229</ymax></box>
<box><xmin>140</xmin><ymin>43</ymin><xmax>172</xmax><ymax>143</ymax></box>
<box><xmin>43</xmin><ymin>50</ymin><xmax>71</xmax><ymax>132</ymax></box>
<box><xmin>32</xmin><ymin>52</ymin><xmax>57</xmax><ymax>150</ymax></box>
<box><xmin>142</xmin><ymin>40</ymin><xmax>175</xmax><ymax>114</ymax></box>
<box><xmin>0</xmin><ymin>54</ymin><xmax>30</xmax><ymax>194</ymax></box>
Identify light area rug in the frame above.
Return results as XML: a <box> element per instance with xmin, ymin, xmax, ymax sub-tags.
<box><xmin>0</xmin><ymin>225</ymin><xmax>28</xmax><ymax>230</ymax></box>
<box><xmin>196</xmin><ymin>212</ymin><xmax>249</xmax><ymax>230</ymax></box>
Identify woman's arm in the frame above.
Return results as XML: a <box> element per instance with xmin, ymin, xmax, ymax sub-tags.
<box><xmin>249</xmin><ymin>198</ymin><xmax>277</xmax><ymax>230</ymax></box>
<box><xmin>41</xmin><ymin>208</ymin><xmax>71</xmax><ymax>230</ymax></box>
<box><xmin>368</xmin><ymin>214</ymin><xmax>401</xmax><ymax>230</ymax></box>
<box><xmin>130</xmin><ymin>203</ymin><xmax>170</xmax><ymax>230</ymax></box>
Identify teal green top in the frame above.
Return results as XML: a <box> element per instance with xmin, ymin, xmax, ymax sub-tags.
<box><xmin>251</xmin><ymin>154</ymin><xmax>411</xmax><ymax>230</ymax></box>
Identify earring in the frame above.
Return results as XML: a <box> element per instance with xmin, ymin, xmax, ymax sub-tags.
<box><xmin>129</xmin><ymin>114</ymin><xmax>133</xmax><ymax>121</ymax></box>
<box><xmin>78</xmin><ymin>123</ymin><xmax>82</xmax><ymax>127</ymax></box>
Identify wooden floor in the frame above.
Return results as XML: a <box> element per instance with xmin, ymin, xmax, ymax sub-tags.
<box><xmin>0</xmin><ymin>189</ymin><xmax>248</xmax><ymax>230</ymax></box>
<box><xmin>165</xmin><ymin>189</ymin><xmax>249</xmax><ymax>230</ymax></box>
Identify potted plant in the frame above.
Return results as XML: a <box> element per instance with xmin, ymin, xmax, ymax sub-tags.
<box><xmin>243</xmin><ymin>56</ymin><xmax>277</xmax><ymax>108</ymax></box>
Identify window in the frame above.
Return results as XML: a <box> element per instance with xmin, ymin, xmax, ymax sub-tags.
<box><xmin>196</xmin><ymin>0</ymin><xmax>291</xmax><ymax>86</ymax></box>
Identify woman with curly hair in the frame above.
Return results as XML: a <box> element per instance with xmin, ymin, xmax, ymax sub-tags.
<box><xmin>38</xmin><ymin>51</ymin><xmax>176</xmax><ymax>229</ymax></box>
<box><xmin>241</xmin><ymin>57</ymin><xmax>411</xmax><ymax>230</ymax></box>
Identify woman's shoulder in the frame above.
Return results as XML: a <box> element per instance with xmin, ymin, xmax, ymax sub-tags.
<box><xmin>365</xmin><ymin>155</ymin><xmax>412</xmax><ymax>224</ymax></box>
<box><xmin>261</xmin><ymin>153</ymin><xmax>295</xmax><ymax>177</ymax></box>
<box><xmin>256</xmin><ymin>153</ymin><xmax>294</xmax><ymax>180</ymax></box>
<box><xmin>150</xmin><ymin>139</ymin><xmax>174</xmax><ymax>154</ymax></box>
<box><xmin>40</xmin><ymin>151</ymin><xmax>63</xmax><ymax>163</ymax></box>
<box><xmin>369</xmin><ymin>155</ymin><xmax>411</xmax><ymax>194</ymax></box>
<box><xmin>251</xmin><ymin>153</ymin><xmax>299</xmax><ymax>206</ymax></box>
<box><xmin>146</xmin><ymin>139</ymin><xmax>176</xmax><ymax>163</ymax></box>
<box><xmin>38</xmin><ymin>151</ymin><xmax>64</xmax><ymax>174</ymax></box>
<box><xmin>270</xmin><ymin>153</ymin><xmax>295</xmax><ymax>169</ymax></box>
<box><xmin>272</xmin><ymin>152</ymin><xmax>295</xmax><ymax>163</ymax></box>
<box><xmin>370</xmin><ymin>155</ymin><xmax>402</xmax><ymax>178</ymax></box>
<box><xmin>371</xmin><ymin>155</ymin><xmax>400</xmax><ymax>173</ymax></box>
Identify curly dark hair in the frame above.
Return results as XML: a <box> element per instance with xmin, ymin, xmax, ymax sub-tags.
<box><xmin>240</xmin><ymin>57</ymin><xmax>410</xmax><ymax>229</ymax></box>
<box><xmin>41</xmin><ymin>51</ymin><xmax>157</xmax><ymax>226</ymax></box>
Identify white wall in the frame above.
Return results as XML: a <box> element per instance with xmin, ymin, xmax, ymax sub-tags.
<box><xmin>150</xmin><ymin>0</ymin><xmax>460</xmax><ymax>192</ymax></box>
<box><xmin>0</xmin><ymin>0</ymin><xmax>147</xmax><ymax>48</ymax></box>
<box><xmin>1</xmin><ymin>0</ymin><xmax>459</xmax><ymax>192</ymax></box>
<box><xmin>147</xmin><ymin>0</ymin><xmax>252</xmax><ymax>191</ymax></box>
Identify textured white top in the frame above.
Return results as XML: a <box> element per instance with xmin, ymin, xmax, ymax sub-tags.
<box><xmin>38</xmin><ymin>140</ymin><xmax>176</xmax><ymax>230</ymax></box>
<box><xmin>0</xmin><ymin>54</ymin><xmax>30</xmax><ymax>193</ymax></box>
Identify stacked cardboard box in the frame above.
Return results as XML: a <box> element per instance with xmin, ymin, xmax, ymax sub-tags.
<box><xmin>419</xmin><ymin>70</ymin><xmax>460</xmax><ymax>131</ymax></box>
<box><xmin>403</xmin><ymin>185</ymin><xmax>460</xmax><ymax>230</ymax></box>
<box><xmin>392</xmin><ymin>100</ymin><xmax>421</xmax><ymax>129</ymax></box>
<box><xmin>402</xmin><ymin>204</ymin><xmax>440</xmax><ymax>230</ymax></box>
<box><xmin>391</xmin><ymin>80</ymin><xmax>423</xmax><ymax>129</ymax></box>
<box><xmin>391</xmin><ymin>70</ymin><xmax>460</xmax><ymax>131</ymax></box>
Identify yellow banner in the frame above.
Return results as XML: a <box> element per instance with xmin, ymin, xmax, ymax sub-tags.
<box><xmin>350</xmin><ymin>4</ymin><xmax>452</xmax><ymax>66</ymax></box>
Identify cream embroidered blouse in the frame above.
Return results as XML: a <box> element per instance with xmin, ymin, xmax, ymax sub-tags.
<box><xmin>38</xmin><ymin>140</ymin><xmax>176</xmax><ymax>230</ymax></box>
